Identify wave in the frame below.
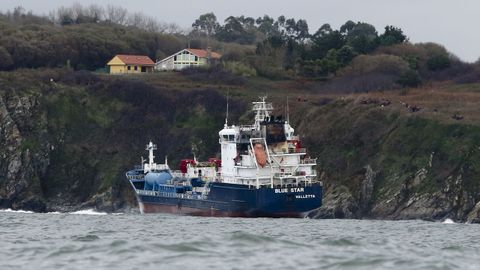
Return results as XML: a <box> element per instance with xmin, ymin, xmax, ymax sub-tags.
<box><xmin>70</xmin><ymin>209</ymin><xmax>108</xmax><ymax>215</ymax></box>
<box><xmin>0</xmin><ymin>208</ymin><xmax>34</xmax><ymax>214</ymax></box>
<box><xmin>442</xmin><ymin>218</ymin><xmax>455</xmax><ymax>224</ymax></box>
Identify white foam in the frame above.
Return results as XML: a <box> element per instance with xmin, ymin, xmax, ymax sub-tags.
<box><xmin>442</xmin><ymin>218</ymin><xmax>455</xmax><ymax>224</ymax></box>
<box><xmin>70</xmin><ymin>209</ymin><xmax>107</xmax><ymax>215</ymax></box>
<box><xmin>0</xmin><ymin>208</ymin><xmax>34</xmax><ymax>214</ymax></box>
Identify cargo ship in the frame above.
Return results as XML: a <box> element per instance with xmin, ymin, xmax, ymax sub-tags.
<box><xmin>126</xmin><ymin>97</ymin><xmax>322</xmax><ymax>218</ymax></box>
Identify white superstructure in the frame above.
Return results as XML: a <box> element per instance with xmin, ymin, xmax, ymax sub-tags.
<box><xmin>218</xmin><ymin>97</ymin><xmax>317</xmax><ymax>189</ymax></box>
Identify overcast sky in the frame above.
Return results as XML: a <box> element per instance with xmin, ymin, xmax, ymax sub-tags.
<box><xmin>2</xmin><ymin>0</ymin><xmax>479</xmax><ymax>62</ymax></box>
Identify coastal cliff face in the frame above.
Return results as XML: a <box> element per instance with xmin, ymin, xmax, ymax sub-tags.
<box><xmin>0</xmin><ymin>70</ymin><xmax>242</xmax><ymax>212</ymax></box>
<box><xmin>1</xmin><ymin>70</ymin><xmax>479</xmax><ymax>222</ymax></box>
<box><xmin>299</xmin><ymin>100</ymin><xmax>480</xmax><ymax>223</ymax></box>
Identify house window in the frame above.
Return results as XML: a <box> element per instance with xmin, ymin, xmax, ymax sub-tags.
<box><xmin>174</xmin><ymin>55</ymin><xmax>177</xmax><ymax>61</ymax></box>
<box><xmin>134</xmin><ymin>66</ymin><xmax>138</xmax><ymax>71</ymax></box>
<box><xmin>194</xmin><ymin>56</ymin><xmax>198</xmax><ymax>61</ymax></box>
<box><xmin>127</xmin><ymin>66</ymin><xmax>131</xmax><ymax>70</ymax></box>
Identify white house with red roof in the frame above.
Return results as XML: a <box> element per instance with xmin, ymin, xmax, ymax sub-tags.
<box><xmin>107</xmin><ymin>54</ymin><xmax>155</xmax><ymax>74</ymax></box>
<box><xmin>155</xmin><ymin>48</ymin><xmax>222</xmax><ymax>71</ymax></box>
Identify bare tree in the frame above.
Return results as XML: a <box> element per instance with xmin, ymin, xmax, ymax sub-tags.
<box><xmin>106</xmin><ymin>5</ymin><xmax>128</xmax><ymax>25</ymax></box>
<box><xmin>85</xmin><ymin>5</ymin><xmax>105</xmax><ymax>22</ymax></box>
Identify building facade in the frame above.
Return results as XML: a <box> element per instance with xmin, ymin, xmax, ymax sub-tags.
<box><xmin>155</xmin><ymin>48</ymin><xmax>222</xmax><ymax>71</ymax></box>
<box><xmin>107</xmin><ymin>55</ymin><xmax>155</xmax><ymax>74</ymax></box>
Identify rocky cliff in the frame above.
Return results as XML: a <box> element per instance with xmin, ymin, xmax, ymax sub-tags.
<box><xmin>1</xmin><ymin>70</ymin><xmax>479</xmax><ymax>222</ymax></box>
<box><xmin>300</xmin><ymin>99</ymin><xmax>480</xmax><ymax>223</ymax></box>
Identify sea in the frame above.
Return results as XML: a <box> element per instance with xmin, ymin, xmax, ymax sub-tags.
<box><xmin>1</xmin><ymin>209</ymin><xmax>479</xmax><ymax>270</ymax></box>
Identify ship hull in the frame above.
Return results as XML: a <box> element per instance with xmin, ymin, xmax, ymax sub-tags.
<box><xmin>135</xmin><ymin>182</ymin><xmax>322</xmax><ymax>218</ymax></box>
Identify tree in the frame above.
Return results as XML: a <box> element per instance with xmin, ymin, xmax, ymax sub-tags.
<box><xmin>191</xmin><ymin>13</ymin><xmax>219</xmax><ymax>37</ymax></box>
<box><xmin>295</xmin><ymin>19</ymin><xmax>309</xmax><ymax>41</ymax></box>
<box><xmin>340</xmin><ymin>20</ymin><xmax>355</xmax><ymax>34</ymax></box>
<box><xmin>216</xmin><ymin>16</ymin><xmax>256</xmax><ymax>44</ymax></box>
<box><xmin>256</xmin><ymin>15</ymin><xmax>278</xmax><ymax>38</ymax></box>
<box><xmin>336</xmin><ymin>45</ymin><xmax>357</xmax><ymax>66</ymax></box>
<box><xmin>310</xmin><ymin>25</ymin><xmax>345</xmax><ymax>59</ymax></box>
<box><xmin>343</xmin><ymin>22</ymin><xmax>379</xmax><ymax>54</ymax></box>
<box><xmin>285</xmin><ymin>18</ymin><xmax>297</xmax><ymax>38</ymax></box>
<box><xmin>380</xmin><ymin>26</ymin><xmax>407</xmax><ymax>46</ymax></box>
<box><xmin>106</xmin><ymin>5</ymin><xmax>128</xmax><ymax>25</ymax></box>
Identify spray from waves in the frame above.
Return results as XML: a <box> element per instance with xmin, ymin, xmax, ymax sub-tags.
<box><xmin>0</xmin><ymin>208</ymin><xmax>35</xmax><ymax>214</ymax></box>
<box><xmin>70</xmin><ymin>209</ymin><xmax>108</xmax><ymax>215</ymax></box>
<box><xmin>442</xmin><ymin>218</ymin><xmax>455</xmax><ymax>224</ymax></box>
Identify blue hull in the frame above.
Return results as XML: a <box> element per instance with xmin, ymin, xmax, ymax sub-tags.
<box><xmin>135</xmin><ymin>182</ymin><xmax>322</xmax><ymax>218</ymax></box>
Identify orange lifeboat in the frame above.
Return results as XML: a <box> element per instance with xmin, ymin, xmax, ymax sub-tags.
<box><xmin>254</xmin><ymin>143</ymin><xmax>267</xmax><ymax>167</ymax></box>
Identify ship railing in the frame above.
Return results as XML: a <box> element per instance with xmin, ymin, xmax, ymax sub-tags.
<box><xmin>239</xmin><ymin>125</ymin><xmax>256</xmax><ymax>130</ymax></box>
<box><xmin>137</xmin><ymin>189</ymin><xmax>206</xmax><ymax>200</ymax></box>
<box><xmin>300</xmin><ymin>158</ymin><xmax>317</xmax><ymax>164</ymax></box>
<box><xmin>289</xmin><ymin>148</ymin><xmax>306</xmax><ymax>154</ymax></box>
<box><xmin>128</xmin><ymin>175</ymin><xmax>144</xmax><ymax>180</ymax></box>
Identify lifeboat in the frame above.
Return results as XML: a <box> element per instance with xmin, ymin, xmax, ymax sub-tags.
<box><xmin>254</xmin><ymin>143</ymin><xmax>267</xmax><ymax>167</ymax></box>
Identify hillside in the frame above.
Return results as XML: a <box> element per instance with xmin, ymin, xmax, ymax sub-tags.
<box><xmin>1</xmin><ymin>69</ymin><xmax>480</xmax><ymax>223</ymax></box>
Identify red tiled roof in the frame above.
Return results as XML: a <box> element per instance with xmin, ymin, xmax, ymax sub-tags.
<box><xmin>186</xmin><ymin>49</ymin><xmax>222</xmax><ymax>59</ymax></box>
<box><xmin>116</xmin><ymin>55</ymin><xmax>155</xmax><ymax>66</ymax></box>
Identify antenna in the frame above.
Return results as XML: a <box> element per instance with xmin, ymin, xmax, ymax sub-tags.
<box><xmin>286</xmin><ymin>96</ymin><xmax>290</xmax><ymax>123</ymax></box>
<box><xmin>225</xmin><ymin>91</ymin><xmax>229</xmax><ymax>127</ymax></box>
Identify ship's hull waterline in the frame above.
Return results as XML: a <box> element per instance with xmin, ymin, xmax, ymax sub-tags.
<box><xmin>135</xmin><ymin>182</ymin><xmax>323</xmax><ymax>218</ymax></box>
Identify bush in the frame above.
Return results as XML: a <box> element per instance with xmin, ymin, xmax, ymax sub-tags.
<box><xmin>397</xmin><ymin>69</ymin><xmax>421</xmax><ymax>87</ymax></box>
<box><xmin>426</xmin><ymin>54</ymin><xmax>451</xmax><ymax>71</ymax></box>
<box><xmin>340</xmin><ymin>54</ymin><xmax>410</xmax><ymax>77</ymax></box>
<box><xmin>222</xmin><ymin>61</ymin><xmax>257</xmax><ymax>77</ymax></box>
<box><xmin>324</xmin><ymin>54</ymin><xmax>411</xmax><ymax>92</ymax></box>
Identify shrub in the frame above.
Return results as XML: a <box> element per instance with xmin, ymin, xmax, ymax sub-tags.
<box><xmin>426</xmin><ymin>54</ymin><xmax>451</xmax><ymax>71</ymax></box>
<box><xmin>222</xmin><ymin>61</ymin><xmax>257</xmax><ymax>77</ymax></box>
<box><xmin>397</xmin><ymin>69</ymin><xmax>421</xmax><ymax>87</ymax></box>
<box><xmin>340</xmin><ymin>54</ymin><xmax>410</xmax><ymax>77</ymax></box>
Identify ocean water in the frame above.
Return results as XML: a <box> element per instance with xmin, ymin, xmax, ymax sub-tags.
<box><xmin>1</xmin><ymin>210</ymin><xmax>479</xmax><ymax>270</ymax></box>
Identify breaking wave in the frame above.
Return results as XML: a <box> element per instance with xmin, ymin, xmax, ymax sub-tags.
<box><xmin>0</xmin><ymin>208</ymin><xmax>34</xmax><ymax>214</ymax></box>
<box><xmin>70</xmin><ymin>209</ymin><xmax>108</xmax><ymax>215</ymax></box>
<box><xmin>442</xmin><ymin>218</ymin><xmax>455</xmax><ymax>224</ymax></box>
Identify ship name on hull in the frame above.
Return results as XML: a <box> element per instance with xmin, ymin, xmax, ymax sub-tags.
<box><xmin>274</xmin><ymin>187</ymin><xmax>305</xmax><ymax>193</ymax></box>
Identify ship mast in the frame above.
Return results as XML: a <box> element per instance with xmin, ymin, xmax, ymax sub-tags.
<box><xmin>252</xmin><ymin>96</ymin><xmax>273</xmax><ymax>130</ymax></box>
<box><xmin>146</xmin><ymin>141</ymin><xmax>157</xmax><ymax>167</ymax></box>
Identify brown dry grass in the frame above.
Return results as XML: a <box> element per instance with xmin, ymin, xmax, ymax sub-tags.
<box><xmin>341</xmin><ymin>82</ymin><xmax>480</xmax><ymax>125</ymax></box>
<box><xmin>103</xmin><ymin>72</ymin><xmax>480</xmax><ymax>125</ymax></box>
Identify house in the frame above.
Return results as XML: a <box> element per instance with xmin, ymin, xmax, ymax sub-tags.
<box><xmin>107</xmin><ymin>55</ymin><xmax>155</xmax><ymax>74</ymax></box>
<box><xmin>155</xmin><ymin>48</ymin><xmax>222</xmax><ymax>71</ymax></box>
